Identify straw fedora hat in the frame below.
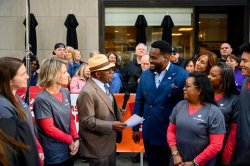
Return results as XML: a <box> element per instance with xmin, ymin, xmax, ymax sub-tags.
<box><xmin>88</xmin><ymin>54</ymin><xmax>115</xmax><ymax>72</ymax></box>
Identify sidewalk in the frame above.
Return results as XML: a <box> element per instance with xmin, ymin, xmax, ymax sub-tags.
<box><xmin>74</xmin><ymin>153</ymin><xmax>148</xmax><ymax>166</ymax></box>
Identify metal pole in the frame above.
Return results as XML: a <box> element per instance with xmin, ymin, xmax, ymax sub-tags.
<box><xmin>140</xmin><ymin>152</ymin><xmax>143</xmax><ymax>166</ymax></box>
<box><xmin>25</xmin><ymin>0</ymin><xmax>31</xmax><ymax>104</ymax></box>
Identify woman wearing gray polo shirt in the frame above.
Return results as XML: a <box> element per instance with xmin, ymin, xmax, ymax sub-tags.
<box><xmin>34</xmin><ymin>57</ymin><xmax>80</xmax><ymax>166</ymax></box>
<box><xmin>167</xmin><ymin>72</ymin><xmax>226</xmax><ymax>166</ymax></box>
<box><xmin>208</xmin><ymin>63</ymin><xmax>239</xmax><ymax>165</ymax></box>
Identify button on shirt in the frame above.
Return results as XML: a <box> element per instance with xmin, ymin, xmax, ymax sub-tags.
<box><xmin>154</xmin><ymin>62</ymin><xmax>171</xmax><ymax>88</ymax></box>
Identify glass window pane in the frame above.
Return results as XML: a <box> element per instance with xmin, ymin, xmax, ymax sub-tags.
<box><xmin>105</xmin><ymin>25</ymin><xmax>193</xmax><ymax>60</ymax></box>
<box><xmin>104</xmin><ymin>7</ymin><xmax>194</xmax><ymax>65</ymax></box>
<box><xmin>199</xmin><ymin>14</ymin><xmax>227</xmax><ymax>52</ymax></box>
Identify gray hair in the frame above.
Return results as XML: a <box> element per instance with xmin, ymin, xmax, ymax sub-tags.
<box><xmin>89</xmin><ymin>50</ymin><xmax>100</xmax><ymax>58</ymax></box>
<box><xmin>136</xmin><ymin>43</ymin><xmax>147</xmax><ymax>51</ymax></box>
<box><xmin>38</xmin><ymin>57</ymin><xmax>67</xmax><ymax>87</ymax></box>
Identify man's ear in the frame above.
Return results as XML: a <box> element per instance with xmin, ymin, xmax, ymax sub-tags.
<box><xmin>93</xmin><ymin>71</ymin><xmax>101</xmax><ymax>79</ymax></box>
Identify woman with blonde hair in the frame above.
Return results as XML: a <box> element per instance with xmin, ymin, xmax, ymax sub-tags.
<box><xmin>65</xmin><ymin>46</ymin><xmax>74</xmax><ymax>64</ymax></box>
<box><xmin>74</xmin><ymin>49</ymin><xmax>83</xmax><ymax>64</ymax></box>
<box><xmin>34</xmin><ymin>57</ymin><xmax>80</xmax><ymax>166</ymax></box>
<box><xmin>70</xmin><ymin>63</ymin><xmax>90</xmax><ymax>94</ymax></box>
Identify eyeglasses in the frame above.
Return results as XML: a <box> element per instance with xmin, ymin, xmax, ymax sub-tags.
<box><xmin>184</xmin><ymin>84</ymin><xmax>198</xmax><ymax>89</ymax></box>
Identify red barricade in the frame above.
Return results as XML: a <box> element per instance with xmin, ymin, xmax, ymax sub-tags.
<box><xmin>16</xmin><ymin>86</ymin><xmax>44</xmax><ymax>118</ymax></box>
<box><xmin>16</xmin><ymin>87</ymin><xmax>145</xmax><ymax>153</ymax></box>
<box><xmin>114</xmin><ymin>94</ymin><xmax>144</xmax><ymax>152</ymax></box>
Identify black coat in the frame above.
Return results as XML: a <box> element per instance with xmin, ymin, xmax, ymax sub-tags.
<box><xmin>231</xmin><ymin>148</ymin><xmax>250</xmax><ymax>166</ymax></box>
<box><xmin>0</xmin><ymin>118</ymin><xmax>40</xmax><ymax>166</ymax></box>
<box><xmin>121</xmin><ymin>59</ymin><xmax>142</xmax><ymax>93</ymax></box>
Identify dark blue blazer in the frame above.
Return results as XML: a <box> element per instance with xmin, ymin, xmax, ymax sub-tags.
<box><xmin>132</xmin><ymin>63</ymin><xmax>188</xmax><ymax>146</ymax></box>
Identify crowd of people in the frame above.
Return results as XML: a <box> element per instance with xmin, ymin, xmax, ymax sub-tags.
<box><xmin>0</xmin><ymin>40</ymin><xmax>250</xmax><ymax>166</ymax></box>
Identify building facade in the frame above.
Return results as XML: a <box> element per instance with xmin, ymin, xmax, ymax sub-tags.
<box><xmin>100</xmin><ymin>0</ymin><xmax>250</xmax><ymax>60</ymax></box>
<box><xmin>0</xmin><ymin>0</ymin><xmax>99</xmax><ymax>62</ymax></box>
<box><xmin>0</xmin><ymin>0</ymin><xmax>249</xmax><ymax>62</ymax></box>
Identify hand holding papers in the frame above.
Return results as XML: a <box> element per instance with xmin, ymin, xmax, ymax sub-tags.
<box><xmin>125</xmin><ymin>114</ymin><xmax>144</xmax><ymax>128</ymax></box>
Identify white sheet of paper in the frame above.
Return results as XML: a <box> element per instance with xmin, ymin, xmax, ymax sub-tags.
<box><xmin>125</xmin><ymin>114</ymin><xmax>144</xmax><ymax>128</ymax></box>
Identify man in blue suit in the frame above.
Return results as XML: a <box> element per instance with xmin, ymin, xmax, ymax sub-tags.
<box><xmin>132</xmin><ymin>40</ymin><xmax>188</xmax><ymax>166</ymax></box>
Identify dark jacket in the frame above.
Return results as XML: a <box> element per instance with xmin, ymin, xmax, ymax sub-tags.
<box><xmin>0</xmin><ymin>118</ymin><xmax>40</xmax><ymax>166</ymax></box>
<box><xmin>121</xmin><ymin>59</ymin><xmax>142</xmax><ymax>93</ymax></box>
<box><xmin>132</xmin><ymin>64</ymin><xmax>188</xmax><ymax>146</ymax></box>
<box><xmin>172</xmin><ymin>57</ymin><xmax>185</xmax><ymax>68</ymax></box>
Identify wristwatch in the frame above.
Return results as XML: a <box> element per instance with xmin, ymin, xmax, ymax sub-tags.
<box><xmin>73</xmin><ymin>137</ymin><xmax>81</xmax><ymax>142</ymax></box>
<box><xmin>172</xmin><ymin>150</ymin><xmax>179</xmax><ymax>157</ymax></box>
<box><xmin>192</xmin><ymin>159</ymin><xmax>200</xmax><ymax>166</ymax></box>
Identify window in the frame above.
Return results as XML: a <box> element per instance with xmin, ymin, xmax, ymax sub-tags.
<box><xmin>198</xmin><ymin>14</ymin><xmax>228</xmax><ymax>53</ymax></box>
<box><xmin>104</xmin><ymin>8</ymin><xmax>194</xmax><ymax>63</ymax></box>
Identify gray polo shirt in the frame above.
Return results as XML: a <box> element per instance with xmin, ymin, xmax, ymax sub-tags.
<box><xmin>217</xmin><ymin>95</ymin><xmax>239</xmax><ymax>135</ymax></box>
<box><xmin>169</xmin><ymin>100</ymin><xmax>225</xmax><ymax>166</ymax></box>
<box><xmin>16</xmin><ymin>94</ymin><xmax>35</xmax><ymax>136</ymax></box>
<box><xmin>0</xmin><ymin>95</ymin><xmax>18</xmax><ymax>118</ymax></box>
<box><xmin>34</xmin><ymin>88</ymin><xmax>71</xmax><ymax>164</ymax></box>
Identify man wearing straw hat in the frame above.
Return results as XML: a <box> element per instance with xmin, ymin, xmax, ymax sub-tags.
<box><xmin>77</xmin><ymin>54</ymin><xmax>126</xmax><ymax>166</ymax></box>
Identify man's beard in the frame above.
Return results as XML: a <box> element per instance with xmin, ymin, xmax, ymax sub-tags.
<box><xmin>150</xmin><ymin>65</ymin><xmax>161</xmax><ymax>73</ymax></box>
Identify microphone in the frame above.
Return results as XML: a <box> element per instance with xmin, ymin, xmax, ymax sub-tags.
<box><xmin>122</xmin><ymin>92</ymin><xmax>130</xmax><ymax>110</ymax></box>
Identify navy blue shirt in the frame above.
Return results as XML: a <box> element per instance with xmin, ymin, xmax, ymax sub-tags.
<box><xmin>30</xmin><ymin>71</ymin><xmax>38</xmax><ymax>86</ymax></box>
<box><xmin>235</xmin><ymin>78</ymin><xmax>250</xmax><ymax>158</ymax></box>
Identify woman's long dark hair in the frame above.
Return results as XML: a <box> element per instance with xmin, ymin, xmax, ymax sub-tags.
<box><xmin>0</xmin><ymin>130</ymin><xmax>29</xmax><ymax>166</ymax></box>
<box><xmin>0</xmin><ymin>57</ymin><xmax>27</xmax><ymax>120</ymax></box>
<box><xmin>189</xmin><ymin>72</ymin><xmax>216</xmax><ymax>105</ymax></box>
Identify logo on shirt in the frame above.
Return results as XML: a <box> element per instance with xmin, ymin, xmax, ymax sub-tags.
<box><xmin>64</xmin><ymin>99</ymin><xmax>70</xmax><ymax>106</ymax></box>
<box><xmin>193</xmin><ymin>114</ymin><xmax>204</xmax><ymax>122</ymax></box>
<box><xmin>219</xmin><ymin>103</ymin><xmax>226</xmax><ymax>110</ymax></box>
<box><xmin>22</xmin><ymin>102</ymin><xmax>28</xmax><ymax>108</ymax></box>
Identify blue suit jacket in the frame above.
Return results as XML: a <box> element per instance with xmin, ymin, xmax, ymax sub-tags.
<box><xmin>132</xmin><ymin>63</ymin><xmax>188</xmax><ymax>146</ymax></box>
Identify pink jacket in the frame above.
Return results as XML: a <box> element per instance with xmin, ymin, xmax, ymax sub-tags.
<box><xmin>70</xmin><ymin>76</ymin><xmax>87</xmax><ymax>94</ymax></box>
